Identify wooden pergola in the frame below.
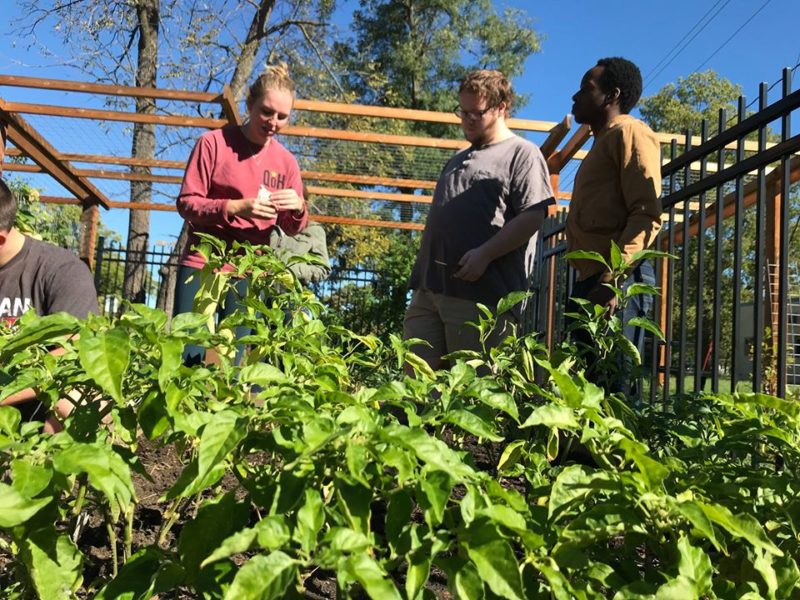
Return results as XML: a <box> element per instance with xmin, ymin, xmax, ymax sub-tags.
<box><xmin>0</xmin><ymin>74</ymin><xmax>585</xmax><ymax>268</ymax></box>
<box><xmin>0</xmin><ymin>73</ymin><xmax>784</xmax><ymax>273</ymax></box>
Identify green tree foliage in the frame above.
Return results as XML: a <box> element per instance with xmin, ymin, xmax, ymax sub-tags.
<box><xmin>639</xmin><ymin>70</ymin><xmax>742</xmax><ymax>136</ymax></box>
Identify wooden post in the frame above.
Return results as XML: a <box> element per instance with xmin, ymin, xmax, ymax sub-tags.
<box><xmin>0</xmin><ymin>121</ymin><xmax>6</xmax><ymax>173</ymax></box>
<box><xmin>79</xmin><ymin>203</ymin><xmax>100</xmax><ymax>270</ymax></box>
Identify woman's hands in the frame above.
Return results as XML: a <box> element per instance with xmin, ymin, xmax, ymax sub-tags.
<box><xmin>226</xmin><ymin>189</ymin><xmax>305</xmax><ymax>219</ymax></box>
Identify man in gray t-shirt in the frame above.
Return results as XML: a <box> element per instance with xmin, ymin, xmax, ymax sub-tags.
<box><xmin>0</xmin><ymin>178</ymin><xmax>99</xmax><ymax>431</ymax></box>
<box><xmin>404</xmin><ymin>70</ymin><xmax>554</xmax><ymax>371</ymax></box>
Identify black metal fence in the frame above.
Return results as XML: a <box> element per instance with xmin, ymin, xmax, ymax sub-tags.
<box><xmin>530</xmin><ymin>68</ymin><xmax>800</xmax><ymax>399</ymax></box>
<box><xmin>93</xmin><ymin>238</ymin><xmax>409</xmax><ymax>339</ymax></box>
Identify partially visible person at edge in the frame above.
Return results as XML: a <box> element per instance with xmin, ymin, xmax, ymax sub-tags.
<box><xmin>404</xmin><ymin>69</ymin><xmax>555</xmax><ymax>372</ymax></box>
<box><xmin>0</xmin><ymin>177</ymin><xmax>100</xmax><ymax>433</ymax></box>
<box><xmin>174</xmin><ymin>63</ymin><xmax>308</xmax><ymax>365</ymax></box>
<box><xmin>267</xmin><ymin>184</ymin><xmax>329</xmax><ymax>287</ymax></box>
<box><xmin>566</xmin><ymin>57</ymin><xmax>662</xmax><ymax>398</ymax></box>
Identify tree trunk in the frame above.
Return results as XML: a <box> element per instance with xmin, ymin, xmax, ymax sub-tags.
<box><xmin>123</xmin><ymin>0</ymin><xmax>160</xmax><ymax>304</ymax></box>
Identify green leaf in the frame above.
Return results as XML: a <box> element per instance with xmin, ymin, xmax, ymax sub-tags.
<box><xmin>18</xmin><ymin>527</ymin><xmax>82</xmax><ymax>599</ymax></box>
<box><xmin>676</xmin><ymin>536</ymin><xmax>712</xmax><ymax>595</ymax></box>
<box><xmin>674</xmin><ymin>501</ymin><xmax>726</xmax><ymax>553</ymax></box>
<box><xmin>624</xmin><ymin>283</ymin><xmax>661</xmax><ymax>298</ymax></box>
<box><xmin>520</xmin><ymin>404</ymin><xmax>579</xmax><ymax>430</ymax></box>
<box><xmin>418</xmin><ymin>470</ymin><xmax>452</xmax><ymax>527</ymax></box>
<box><xmin>465</xmin><ymin>532</ymin><xmax>525</xmax><ymax>600</ymax></box>
<box><xmin>295</xmin><ymin>488</ymin><xmax>325</xmax><ymax>554</ymax></box>
<box><xmin>698</xmin><ymin>501</ymin><xmax>782</xmax><ymax>556</ymax></box>
<box><xmin>534</xmin><ymin>556</ymin><xmax>577</xmax><ymax>600</ymax></box>
<box><xmin>341</xmin><ymin>552</ymin><xmax>403</xmax><ymax>600</ymax></box>
<box><xmin>549</xmin><ymin>465</ymin><xmax>614</xmax><ymax>520</ymax></box>
<box><xmin>52</xmin><ymin>443</ymin><xmax>134</xmax><ymax>520</ymax></box>
<box><xmin>564</xmin><ymin>250</ymin><xmax>610</xmax><ymax>270</ymax></box>
<box><xmin>626</xmin><ymin>317</ymin><xmax>665</xmax><ymax>341</ymax></box>
<box><xmin>158</xmin><ymin>338</ymin><xmax>183</xmax><ymax>392</ymax></box>
<box><xmin>10</xmin><ymin>460</ymin><xmax>52</xmax><ymax>499</ymax></box>
<box><xmin>444</xmin><ymin>409</ymin><xmax>503</xmax><ymax>441</ymax></box>
<box><xmin>223</xmin><ymin>551</ymin><xmax>296</xmax><ymax>600</ymax></box>
<box><xmin>201</xmin><ymin>516</ymin><xmax>290</xmax><ymax>567</ymax></box>
<box><xmin>609</xmin><ymin>241</ymin><xmax>623</xmax><ymax>271</ymax></box>
<box><xmin>0</xmin><ymin>312</ymin><xmax>80</xmax><ymax>361</ymax></box>
<box><xmin>654</xmin><ymin>576</ymin><xmax>696</xmax><ymax>600</ymax></box>
<box><xmin>336</xmin><ymin>478</ymin><xmax>372</xmax><ymax>534</ymax></box>
<box><xmin>239</xmin><ymin>363</ymin><xmax>289</xmax><ymax>386</ymax></box>
<box><xmin>179</xmin><ymin>492</ymin><xmax>249</xmax><ymax>586</ymax></box>
<box><xmin>169</xmin><ymin>411</ymin><xmax>247</xmax><ymax>499</ymax></box>
<box><xmin>79</xmin><ymin>327</ymin><xmax>131</xmax><ymax>404</ymax></box>
<box><xmin>406</xmin><ymin>552</ymin><xmax>432</xmax><ymax>600</ymax></box>
<box><xmin>326</xmin><ymin>527</ymin><xmax>371</xmax><ymax>553</ymax></box>
<box><xmin>497</xmin><ymin>440</ymin><xmax>525</xmax><ymax>472</ymax></box>
<box><xmin>475</xmin><ymin>390</ymin><xmax>519</xmax><ymax>421</ymax></box>
<box><xmin>496</xmin><ymin>291</ymin><xmax>529</xmax><ymax>316</ymax></box>
<box><xmin>383</xmin><ymin>426</ymin><xmax>475</xmax><ymax>481</ymax></box>
<box><xmin>95</xmin><ymin>547</ymin><xmax>184</xmax><ymax>600</ymax></box>
<box><xmin>0</xmin><ymin>482</ymin><xmax>52</xmax><ymax>527</ymax></box>
<box><xmin>0</xmin><ymin>405</ymin><xmax>21</xmax><ymax>435</ymax></box>
<box><xmin>453</xmin><ymin>561</ymin><xmax>484</xmax><ymax>600</ymax></box>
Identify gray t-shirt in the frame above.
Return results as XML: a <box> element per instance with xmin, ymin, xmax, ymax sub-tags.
<box><xmin>409</xmin><ymin>135</ymin><xmax>554</xmax><ymax>311</ymax></box>
<box><xmin>0</xmin><ymin>236</ymin><xmax>98</xmax><ymax>325</ymax></box>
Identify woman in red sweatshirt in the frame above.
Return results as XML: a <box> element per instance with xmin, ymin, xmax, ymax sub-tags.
<box><xmin>174</xmin><ymin>63</ymin><xmax>308</xmax><ymax>364</ymax></box>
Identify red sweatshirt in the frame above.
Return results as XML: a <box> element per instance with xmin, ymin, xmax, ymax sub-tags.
<box><xmin>177</xmin><ymin>125</ymin><xmax>308</xmax><ymax>268</ymax></box>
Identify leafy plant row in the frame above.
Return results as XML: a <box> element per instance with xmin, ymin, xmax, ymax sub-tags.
<box><xmin>0</xmin><ymin>240</ymin><xmax>798</xmax><ymax>599</ymax></box>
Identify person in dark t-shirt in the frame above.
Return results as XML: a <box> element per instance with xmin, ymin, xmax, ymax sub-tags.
<box><xmin>0</xmin><ymin>178</ymin><xmax>99</xmax><ymax>431</ymax></box>
<box><xmin>404</xmin><ymin>70</ymin><xmax>555</xmax><ymax>371</ymax></box>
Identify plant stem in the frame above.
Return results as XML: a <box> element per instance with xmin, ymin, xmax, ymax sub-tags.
<box><xmin>105</xmin><ymin>508</ymin><xmax>118</xmax><ymax>578</ymax></box>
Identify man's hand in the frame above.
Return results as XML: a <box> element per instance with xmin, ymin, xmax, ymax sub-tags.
<box><xmin>587</xmin><ymin>282</ymin><xmax>617</xmax><ymax>315</ymax></box>
<box><xmin>226</xmin><ymin>196</ymin><xmax>277</xmax><ymax>220</ymax></box>
<box><xmin>270</xmin><ymin>189</ymin><xmax>305</xmax><ymax>215</ymax></box>
<box><xmin>454</xmin><ymin>247</ymin><xmax>491</xmax><ymax>282</ymax></box>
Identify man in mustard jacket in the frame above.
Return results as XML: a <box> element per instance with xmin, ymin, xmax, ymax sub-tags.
<box><xmin>566</xmin><ymin>57</ymin><xmax>663</xmax><ymax>396</ymax></box>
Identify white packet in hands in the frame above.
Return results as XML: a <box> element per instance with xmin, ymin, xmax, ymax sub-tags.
<box><xmin>257</xmin><ymin>184</ymin><xmax>271</xmax><ymax>202</ymax></box>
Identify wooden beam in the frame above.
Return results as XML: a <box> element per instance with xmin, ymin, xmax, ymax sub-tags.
<box><xmin>302</xmin><ymin>171</ymin><xmax>436</xmax><ymax>190</ymax></box>
<box><xmin>307</xmin><ymin>185</ymin><xmax>432</xmax><ymax>203</ymax></box>
<box><xmin>0</xmin><ymin>74</ymin><xmax>219</xmax><ymax>103</ymax></box>
<box><xmin>0</xmin><ymin>120</ymin><xmax>6</xmax><ymax>172</ymax></box>
<box><xmin>547</xmin><ymin>124</ymin><xmax>592</xmax><ymax>174</ymax></box>
<box><xmin>79</xmin><ymin>204</ymin><xmax>99</xmax><ymax>268</ymax></box>
<box><xmin>0</xmin><ymin>104</ymin><xmax>109</xmax><ymax>209</ymax></box>
<box><xmin>38</xmin><ymin>195</ymin><xmax>425</xmax><ymax>229</ymax></box>
<box><xmin>3</xmin><ymin>101</ymin><xmax>470</xmax><ymax>149</ymax></box>
<box><xmin>541</xmin><ymin>115</ymin><xmax>571</xmax><ymax>159</ymax></box>
<box><xmin>284</xmin><ymin>125</ymin><xmax>466</xmax><ymax>149</ymax></box>
<box><xmin>294</xmin><ymin>98</ymin><xmax>558</xmax><ymax>132</ymax></box>
<box><xmin>4</xmin><ymin>159</ymin><xmax>441</xmax><ymax>191</ymax></box>
<box><xmin>220</xmin><ymin>85</ymin><xmax>242</xmax><ymax>126</ymax></box>
<box><xmin>311</xmin><ymin>215</ymin><xmax>424</xmax><ymax>230</ymax></box>
<box><xmin>2</xmin><ymin>101</ymin><xmax>225</xmax><ymax>129</ymax></box>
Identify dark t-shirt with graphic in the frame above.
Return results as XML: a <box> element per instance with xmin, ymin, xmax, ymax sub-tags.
<box><xmin>0</xmin><ymin>236</ymin><xmax>98</xmax><ymax>325</ymax></box>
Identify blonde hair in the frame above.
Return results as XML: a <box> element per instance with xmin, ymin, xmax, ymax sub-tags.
<box><xmin>459</xmin><ymin>70</ymin><xmax>514</xmax><ymax>117</ymax></box>
<box><xmin>246</xmin><ymin>62</ymin><xmax>296</xmax><ymax>107</ymax></box>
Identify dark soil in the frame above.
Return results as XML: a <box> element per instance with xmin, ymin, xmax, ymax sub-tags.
<box><xmin>1</xmin><ymin>433</ymin><xmax>507</xmax><ymax>598</ymax></box>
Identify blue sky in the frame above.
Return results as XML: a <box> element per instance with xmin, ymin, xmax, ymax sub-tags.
<box><xmin>0</xmin><ymin>0</ymin><xmax>797</xmax><ymax>243</ymax></box>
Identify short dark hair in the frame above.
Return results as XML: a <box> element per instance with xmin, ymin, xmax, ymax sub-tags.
<box><xmin>0</xmin><ymin>178</ymin><xmax>16</xmax><ymax>232</ymax></box>
<box><xmin>596</xmin><ymin>57</ymin><xmax>642</xmax><ymax>114</ymax></box>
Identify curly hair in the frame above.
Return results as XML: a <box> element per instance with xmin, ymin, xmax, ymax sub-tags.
<box><xmin>459</xmin><ymin>70</ymin><xmax>514</xmax><ymax>116</ymax></box>
<box><xmin>0</xmin><ymin>178</ymin><xmax>16</xmax><ymax>232</ymax></box>
<box><xmin>246</xmin><ymin>62</ymin><xmax>296</xmax><ymax>107</ymax></box>
<box><xmin>596</xmin><ymin>57</ymin><xmax>642</xmax><ymax>114</ymax></box>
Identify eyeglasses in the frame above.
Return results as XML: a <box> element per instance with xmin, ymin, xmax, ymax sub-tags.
<box><xmin>453</xmin><ymin>105</ymin><xmax>497</xmax><ymax>120</ymax></box>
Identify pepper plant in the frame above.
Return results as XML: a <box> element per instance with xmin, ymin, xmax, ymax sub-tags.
<box><xmin>0</xmin><ymin>240</ymin><xmax>798</xmax><ymax>599</ymax></box>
